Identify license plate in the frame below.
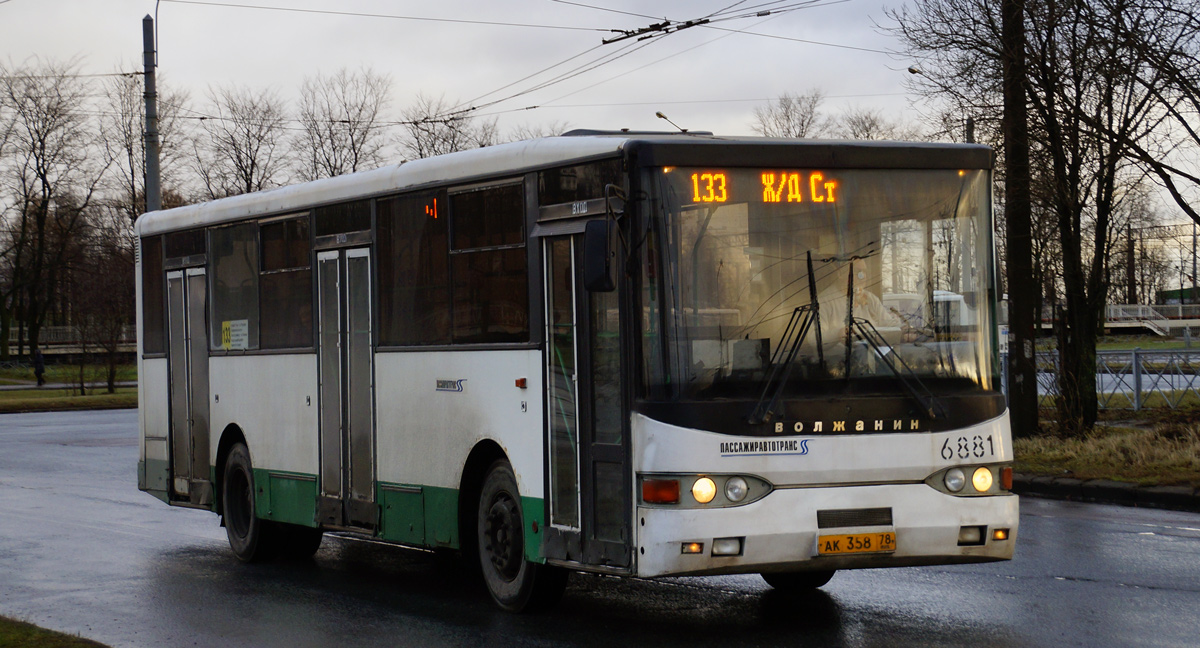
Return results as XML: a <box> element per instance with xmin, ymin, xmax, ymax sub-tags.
<box><xmin>817</xmin><ymin>532</ymin><xmax>896</xmax><ymax>555</ymax></box>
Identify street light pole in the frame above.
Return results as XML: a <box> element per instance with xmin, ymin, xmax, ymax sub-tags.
<box><xmin>142</xmin><ymin>15</ymin><xmax>161</xmax><ymax>215</ymax></box>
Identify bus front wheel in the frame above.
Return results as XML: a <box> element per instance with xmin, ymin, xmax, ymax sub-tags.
<box><xmin>476</xmin><ymin>459</ymin><xmax>567</xmax><ymax>612</ymax></box>
<box><xmin>761</xmin><ymin>569</ymin><xmax>837</xmax><ymax>590</ymax></box>
<box><xmin>222</xmin><ymin>442</ymin><xmax>277</xmax><ymax>562</ymax></box>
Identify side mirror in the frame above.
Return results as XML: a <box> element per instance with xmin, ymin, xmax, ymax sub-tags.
<box><xmin>583</xmin><ymin>219</ymin><xmax>615</xmax><ymax>292</ymax></box>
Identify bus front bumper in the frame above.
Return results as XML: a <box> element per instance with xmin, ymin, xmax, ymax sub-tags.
<box><xmin>634</xmin><ymin>484</ymin><xmax>1018</xmax><ymax>578</ymax></box>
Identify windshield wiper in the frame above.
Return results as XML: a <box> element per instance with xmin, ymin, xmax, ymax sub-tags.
<box><xmin>848</xmin><ymin>318</ymin><xmax>946</xmax><ymax>419</ymax></box>
<box><xmin>748</xmin><ymin>252</ymin><xmax>823</xmax><ymax>424</ymax></box>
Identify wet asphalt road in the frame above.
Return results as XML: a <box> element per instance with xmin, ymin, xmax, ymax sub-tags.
<box><xmin>1</xmin><ymin>410</ymin><xmax>1199</xmax><ymax>647</ymax></box>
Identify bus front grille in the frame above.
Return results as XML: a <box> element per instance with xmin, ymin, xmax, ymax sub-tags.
<box><xmin>816</xmin><ymin>507</ymin><xmax>894</xmax><ymax>529</ymax></box>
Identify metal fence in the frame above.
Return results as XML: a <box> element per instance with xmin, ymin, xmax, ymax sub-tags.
<box><xmin>1001</xmin><ymin>349</ymin><xmax>1200</xmax><ymax>410</ymax></box>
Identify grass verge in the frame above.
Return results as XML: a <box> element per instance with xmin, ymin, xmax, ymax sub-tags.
<box><xmin>0</xmin><ymin>615</ymin><xmax>107</xmax><ymax>648</ymax></box>
<box><xmin>1015</xmin><ymin>419</ymin><xmax>1200</xmax><ymax>487</ymax></box>
<box><xmin>1095</xmin><ymin>335</ymin><xmax>1198</xmax><ymax>351</ymax></box>
<box><xmin>0</xmin><ymin>364</ymin><xmax>137</xmax><ymax>385</ymax></box>
<box><xmin>0</xmin><ymin>388</ymin><xmax>136</xmax><ymax>414</ymax></box>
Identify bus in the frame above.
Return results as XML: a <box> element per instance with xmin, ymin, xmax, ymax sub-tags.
<box><xmin>136</xmin><ymin>132</ymin><xmax>1017</xmax><ymax>612</ymax></box>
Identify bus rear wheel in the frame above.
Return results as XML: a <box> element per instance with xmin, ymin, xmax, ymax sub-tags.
<box><xmin>761</xmin><ymin>569</ymin><xmax>836</xmax><ymax>590</ymax></box>
<box><xmin>222</xmin><ymin>442</ymin><xmax>277</xmax><ymax>562</ymax></box>
<box><xmin>476</xmin><ymin>459</ymin><xmax>567</xmax><ymax>612</ymax></box>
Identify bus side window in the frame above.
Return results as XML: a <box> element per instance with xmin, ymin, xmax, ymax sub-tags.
<box><xmin>208</xmin><ymin>223</ymin><xmax>260</xmax><ymax>351</ymax></box>
<box><xmin>449</xmin><ymin>183</ymin><xmax>528</xmax><ymax>344</ymax></box>
<box><xmin>260</xmin><ymin>216</ymin><xmax>313</xmax><ymax>349</ymax></box>
<box><xmin>314</xmin><ymin>199</ymin><xmax>370</xmax><ymax>237</ymax></box>
<box><xmin>141</xmin><ymin>235</ymin><xmax>166</xmax><ymax>355</ymax></box>
<box><xmin>377</xmin><ymin>190</ymin><xmax>451</xmax><ymax>346</ymax></box>
<box><xmin>538</xmin><ymin>158</ymin><xmax>623</xmax><ymax>205</ymax></box>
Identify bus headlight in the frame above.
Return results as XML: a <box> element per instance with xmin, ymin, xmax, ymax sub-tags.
<box><xmin>928</xmin><ymin>464</ymin><xmax>1011</xmax><ymax>496</ymax></box>
<box><xmin>691</xmin><ymin>477</ymin><xmax>717</xmax><ymax>504</ymax></box>
<box><xmin>972</xmin><ymin>467</ymin><xmax>994</xmax><ymax>492</ymax></box>
<box><xmin>724</xmin><ymin>476</ymin><xmax>749</xmax><ymax>502</ymax></box>
<box><xmin>639</xmin><ymin>473</ymin><xmax>773</xmax><ymax>507</ymax></box>
<box><xmin>945</xmin><ymin>468</ymin><xmax>966</xmax><ymax>492</ymax></box>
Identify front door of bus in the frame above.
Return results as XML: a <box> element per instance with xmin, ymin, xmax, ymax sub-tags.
<box><xmin>166</xmin><ymin>267</ymin><xmax>211</xmax><ymax>506</ymax></box>
<box><xmin>544</xmin><ymin>235</ymin><xmax>630</xmax><ymax>568</ymax></box>
<box><xmin>316</xmin><ymin>248</ymin><xmax>376</xmax><ymax>529</ymax></box>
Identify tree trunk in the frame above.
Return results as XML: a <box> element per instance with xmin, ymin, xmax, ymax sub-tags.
<box><xmin>1002</xmin><ymin>0</ymin><xmax>1040</xmax><ymax>437</ymax></box>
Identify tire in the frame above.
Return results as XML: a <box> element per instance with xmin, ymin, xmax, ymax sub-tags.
<box><xmin>761</xmin><ymin>569</ymin><xmax>836</xmax><ymax>590</ymax></box>
<box><xmin>222</xmin><ymin>442</ymin><xmax>277</xmax><ymax>562</ymax></box>
<box><xmin>476</xmin><ymin>459</ymin><xmax>568</xmax><ymax>612</ymax></box>
<box><xmin>275</xmin><ymin>523</ymin><xmax>324</xmax><ymax>560</ymax></box>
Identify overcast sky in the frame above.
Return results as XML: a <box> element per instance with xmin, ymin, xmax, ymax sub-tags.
<box><xmin>0</xmin><ymin>0</ymin><xmax>926</xmax><ymax>137</ymax></box>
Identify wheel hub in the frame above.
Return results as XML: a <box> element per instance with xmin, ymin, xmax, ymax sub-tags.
<box><xmin>483</xmin><ymin>494</ymin><xmax>522</xmax><ymax>580</ymax></box>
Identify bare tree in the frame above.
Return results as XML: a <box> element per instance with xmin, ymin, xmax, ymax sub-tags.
<box><xmin>69</xmin><ymin>205</ymin><xmax>134</xmax><ymax>394</ymax></box>
<box><xmin>192</xmin><ymin>85</ymin><xmax>289</xmax><ymax>198</ymax></box>
<box><xmin>98</xmin><ymin>69</ymin><xmax>191</xmax><ymax>223</ymax></box>
<box><xmin>399</xmin><ymin>93</ymin><xmax>499</xmax><ymax>160</ymax></box>
<box><xmin>833</xmin><ymin>105</ymin><xmax>922</xmax><ymax>140</ymax></box>
<box><xmin>750</xmin><ymin>90</ymin><xmax>828</xmax><ymax>138</ymax></box>
<box><xmin>508</xmin><ymin>120</ymin><xmax>571</xmax><ymax>141</ymax></box>
<box><xmin>1098</xmin><ymin>0</ymin><xmax>1200</xmax><ymax>225</ymax></box>
<box><xmin>0</xmin><ymin>57</ymin><xmax>108</xmax><ymax>358</ymax></box>
<box><xmin>294</xmin><ymin>67</ymin><xmax>393</xmax><ymax>181</ymax></box>
<box><xmin>890</xmin><ymin>0</ymin><xmax>1179</xmax><ymax>435</ymax></box>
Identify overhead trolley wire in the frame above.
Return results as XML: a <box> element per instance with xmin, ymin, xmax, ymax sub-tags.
<box><xmin>441</xmin><ymin>1</ymin><xmax>840</xmax><ymax>121</ymax></box>
<box><xmin>548</xmin><ymin>0</ymin><xmax>662</xmax><ymax>21</ymax></box>
<box><xmin>443</xmin><ymin>37</ymin><xmax>660</xmax><ymax>119</ymax></box>
<box><xmin>158</xmin><ymin>0</ymin><xmax>895</xmax><ymax>126</ymax></box>
<box><xmin>158</xmin><ymin>0</ymin><xmax>614</xmax><ymax>33</ymax></box>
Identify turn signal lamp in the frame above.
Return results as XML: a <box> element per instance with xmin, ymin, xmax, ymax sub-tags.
<box><xmin>972</xmin><ymin>467</ymin><xmax>994</xmax><ymax>492</ymax></box>
<box><xmin>993</xmin><ymin>528</ymin><xmax>1010</xmax><ymax>541</ymax></box>
<box><xmin>691</xmin><ymin>477</ymin><xmax>717</xmax><ymax>504</ymax></box>
<box><xmin>1000</xmin><ymin>466</ymin><xmax>1013</xmax><ymax>491</ymax></box>
<box><xmin>642</xmin><ymin>478</ymin><xmax>680</xmax><ymax>504</ymax></box>
<box><xmin>681</xmin><ymin>542</ymin><xmax>704</xmax><ymax>554</ymax></box>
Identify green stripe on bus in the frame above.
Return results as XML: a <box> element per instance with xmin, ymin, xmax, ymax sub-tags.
<box><xmin>378</xmin><ymin>483</ymin><xmax>426</xmax><ymax>545</ymax></box>
<box><xmin>252</xmin><ymin>469</ymin><xmax>319</xmax><ymax>528</ymax></box>
<box><xmin>377</xmin><ymin>482</ymin><xmax>545</xmax><ymax>562</ymax></box>
<box><xmin>521</xmin><ymin>496</ymin><xmax>545</xmax><ymax>564</ymax></box>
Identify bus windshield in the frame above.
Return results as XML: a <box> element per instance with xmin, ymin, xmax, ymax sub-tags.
<box><xmin>638</xmin><ymin>166</ymin><xmax>998</xmax><ymax>407</ymax></box>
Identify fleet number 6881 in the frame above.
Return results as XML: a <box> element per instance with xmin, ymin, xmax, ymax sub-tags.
<box><xmin>941</xmin><ymin>434</ymin><xmax>995</xmax><ymax>461</ymax></box>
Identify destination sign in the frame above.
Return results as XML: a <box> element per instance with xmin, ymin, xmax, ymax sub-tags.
<box><xmin>687</xmin><ymin>170</ymin><xmax>839</xmax><ymax>204</ymax></box>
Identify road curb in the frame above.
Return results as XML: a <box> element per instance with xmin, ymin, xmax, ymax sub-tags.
<box><xmin>1013</xmin><ymin>473</ymin><xmax>1200</xmax><ymax>513</ymax></box>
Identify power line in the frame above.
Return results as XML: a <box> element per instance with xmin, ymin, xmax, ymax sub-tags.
<box><xmin>446</xmin><ymin>37</ymin><xmax>660</xmax><ymax>119</ymax></box>
<box><xmin>437</xmin><ymin>2</ymin><xmax>837</xmax><ymax>120</ymax></box>
<box><xmin>700</xmin><ymin>22</ymin><xmax>894</xmax><ymax>55</ymax></box>
<box><xmin>542</xmin><ymin>13</ymin><xmax>779</xmax><ymax>107</ymax></box>
<box><xmin>448</xmin><ymin>42</ymin><xmax>611</xmax><ymax>113</ymax></box>
<box><xmin>159</xmin><ymin>0</ymin><xmax>613</xmax><ymax>32</ymax></box>
<box><xmin>600</xmin><ymin>0</ymin><xmax>832</xmax><ymax>44</ymax></box>
<box><xmin>548</xmin><ymin>0</ymin><xmax>661</xmax><ymax>21</ymax></box>
<box><xmin>472</xmin><ymin>91</ymin><xmax>910</xmax><ymax>116</ymax></box>
<box><xmin>0</xmin><ymin>72</ymin><xmax>140</xmax><ymax>80</ymax></box>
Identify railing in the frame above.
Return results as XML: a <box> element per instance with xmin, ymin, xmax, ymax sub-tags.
<box><xmin>1105</xmin><ymin>304</ymin><xmax>1171</xmax><ymax>336</ymax></box>
<box><xmin>1001</xmin><ymin>349</ymin><xmax>1200</xmax><ymax>410</ymax></box>
<box><xmin>1145</xmin><ymin>304</ymin><xmax>1200</xmax><ymax>320</ymax></box>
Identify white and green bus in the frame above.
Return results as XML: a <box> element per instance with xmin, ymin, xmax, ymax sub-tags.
<box><xmin>136</xmin><ymin>132</ymin><xmax>1017</xmax><ymax>611</ymax></box>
